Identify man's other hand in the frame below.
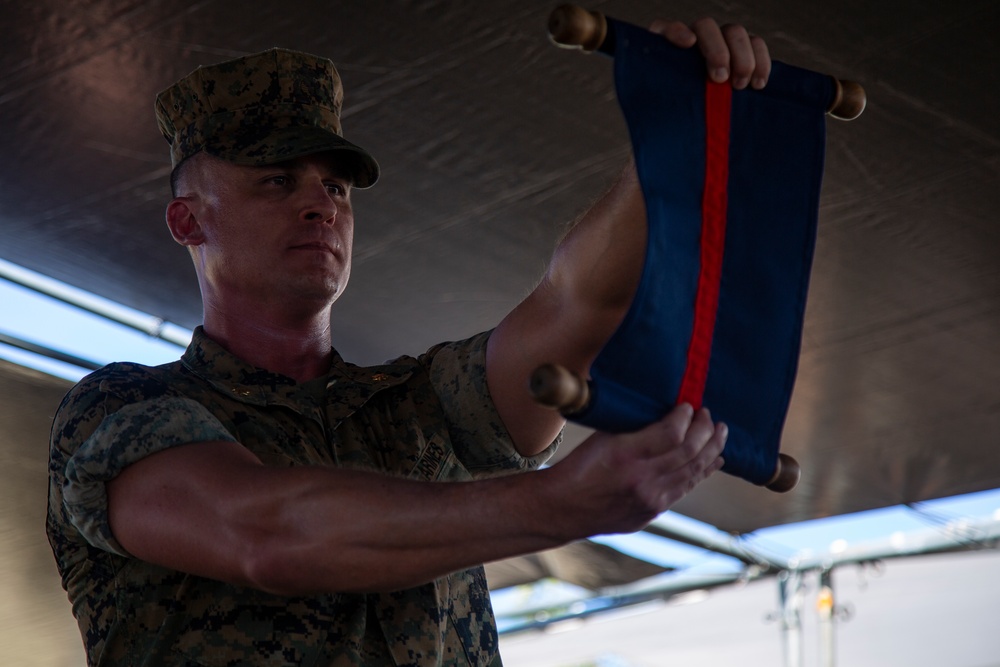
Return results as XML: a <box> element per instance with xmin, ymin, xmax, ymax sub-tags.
<box><xmin>542</xmin><ymin>403</ymin><xmax>727</xmax><ymax>539</ymax></box>
<box><xmin>650</xmin><ymin>17</ymin><xmax>771</xmax><ymax>90</ymax></box>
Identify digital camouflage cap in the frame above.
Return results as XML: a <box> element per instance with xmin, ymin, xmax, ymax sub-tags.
<box><xmin>155</xmin><ymin>48</ymin><xmax>379</xmax><ymax>188</ymax></box>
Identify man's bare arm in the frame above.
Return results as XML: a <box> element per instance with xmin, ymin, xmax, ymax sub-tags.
<box><xmin>107</xmin><ymin>404</ymin><xmax>725</xmax><ymax>595</ymax></box>
<box><xmin>486</xmin><ymin>18</ymin><xmax>771</xmax><ymax>456</ymax></box>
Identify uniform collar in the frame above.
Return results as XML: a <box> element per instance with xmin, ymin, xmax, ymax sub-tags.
<box><xmin>180</xmin><ymin>326</ymin><xmax>413</xmax><ymax>408</ymax></box>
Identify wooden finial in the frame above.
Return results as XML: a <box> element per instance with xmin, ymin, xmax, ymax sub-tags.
<box><xmin>530</xmin><ymin>363</ymin><xmax>591</xmax><ymax>414</ymax></box>
<box><xmin>765</xmin><ymin>453</ymin><xmax>801</xmax><ymax>493</ymax></box>
<box><xmin>548</xmin><ymin>4</ymin><xmax>607</xmax><ymax>52</ymax></box>
<box><xmin>828</xmin><ymin>79</ymin><xmax>867</xmax><ymax>120</ymax></box>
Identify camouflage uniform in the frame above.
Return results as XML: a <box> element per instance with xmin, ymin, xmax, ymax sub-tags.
<box><xmin>47</xmin><ymin>327</ymin><xmax>555</xmax><ymax>666</ymax></box>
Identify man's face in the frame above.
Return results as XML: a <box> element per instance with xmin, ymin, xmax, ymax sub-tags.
<box><xmin>182</xmin><ymin>152</ymin><xmax>356</xmax><ymax>312</ymax></box>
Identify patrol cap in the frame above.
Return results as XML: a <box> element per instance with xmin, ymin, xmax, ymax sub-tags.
<box><xmin>155</xmin><ymin>48</ymin><xmax>379</xmax><ymax>188</ymax></box>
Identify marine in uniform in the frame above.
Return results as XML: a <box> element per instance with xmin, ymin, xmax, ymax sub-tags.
<box><xmin>47</xmin><ymin>22</ymin><xmax>768</xmax><ymax>666</ymax></box>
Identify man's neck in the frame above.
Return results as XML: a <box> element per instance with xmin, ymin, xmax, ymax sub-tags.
<box><xmin>202</xmin><ymin>303</ymin><xmax>334</xmax><ymax>383</ymax></box>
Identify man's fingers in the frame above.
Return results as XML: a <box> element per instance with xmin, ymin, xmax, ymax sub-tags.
<box><xmin>720</xmin><ymin>24</ymin><xmax>754</xmax><ymax>89</ymax></box>
<box><xmin>646</xmin><ymin>407</ymin><xmax>726</xmax><ymax>469</ymax></box>
<box><xmin>650</xmin><ymin>421</ymin><xmax>727</xmax><ymax>508</ymax></box>
<box><xmin>648</xmin><ymin>19</ymin><xmax>697</xmax><ymax>49</ymax></box>
<box><xmin>649</xmin><ymin>16</ymin><xmax>770</xmax><ymax>90</ymax></box>
<box><xmin>659</xmin><ymin>401</ymin><xmax>695</xmax><ymax>444</ymax></box>
<box><xmin>649</xmin><ymin>450</ymin><xmax>725</xmax><ymax>511</ymax></box>
<box><xmin>689</xmin><ymin>17</ymin><xmax>730</xmax><ymax>84</ymax></box>
<box><xmin>684</xmin><ymin>415</ymin><xmax>727</xmax><ymax>470</ymax></box>
<box><xmin>685</xmin><ymin>407</ymin><xmax>719</xmax><ymax>454</ymax></box>
<box><xmin>749</xmin><ymin>34</ymin><xmax>771</xmax><ymax>89</ymax></box>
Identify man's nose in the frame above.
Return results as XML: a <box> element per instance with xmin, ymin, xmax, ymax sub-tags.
<box><xmin>299</xmin><ymin>180</ymin><xmax>337</xmax><ymax>223</ymax></box>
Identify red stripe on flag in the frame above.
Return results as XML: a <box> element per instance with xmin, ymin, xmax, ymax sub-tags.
<box><xmin>677</xmin><ymin>81</ymin><xmax>732</xmax><ymax>409</ymax></box>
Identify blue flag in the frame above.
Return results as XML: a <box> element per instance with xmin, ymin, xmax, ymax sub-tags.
<box><xmin>569</xmin><ymin>19</ymin><xmax>834</xmax><ymax>486</ymax></box>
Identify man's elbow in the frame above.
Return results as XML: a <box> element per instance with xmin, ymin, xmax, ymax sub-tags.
<box><xmin>238</xmin><ymin>537</ymin><xmax>328</xmax><ymax>596</ymax></box>
<box><xmin>238</xmin><ymin>536</ymin><xmax>409</xmax><ymax>596</ymax></box>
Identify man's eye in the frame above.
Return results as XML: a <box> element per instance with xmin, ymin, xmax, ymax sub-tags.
<box><xmin>267</xmin><ymin>175</ymin><xmax>290</xmax><ymax>186</ymax></box>
<box><xmin>325</xmin><ymin>182</ymin><xmax>345</xmax><ymax>195</ymax></box>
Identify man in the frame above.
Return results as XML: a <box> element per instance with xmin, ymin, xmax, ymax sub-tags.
<box><xmin>47</xmin><ymin>16</ymin><xmax>771</xmax><ymax>667</ymax></box>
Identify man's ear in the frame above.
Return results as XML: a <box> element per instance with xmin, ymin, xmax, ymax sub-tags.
<box><xmin>165</xmin><ymin>197</ymin><xmax>205</xmax><ymax>246</ymax></box>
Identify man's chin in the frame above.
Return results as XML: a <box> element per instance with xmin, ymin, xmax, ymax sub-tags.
<box><xmin>289</xmin><ymin>275</ymin><xmax>348</xmax><ymax>307</ymax></box>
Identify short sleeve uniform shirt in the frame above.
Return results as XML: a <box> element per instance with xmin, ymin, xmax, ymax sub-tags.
<box><xmin>47</xmin><ymin>327</ymin><xmax>555</xmax><ymax>666</ymax></box>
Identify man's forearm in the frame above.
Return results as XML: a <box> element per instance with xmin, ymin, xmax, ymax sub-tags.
<box><xmin>241</xmin><ymin>465</ymin><xmax>570</xmax><ymax>595</ymax></box>
<box><xmin>108</xmin><ymin>440</ymin><xmax>570</xmax><ymax>596</ymax></box>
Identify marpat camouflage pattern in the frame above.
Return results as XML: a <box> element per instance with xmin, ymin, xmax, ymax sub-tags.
<box><xmin>47</xmin><ymin>328</ymin><xmax>556</xmax><ymax>666</ymax></box>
